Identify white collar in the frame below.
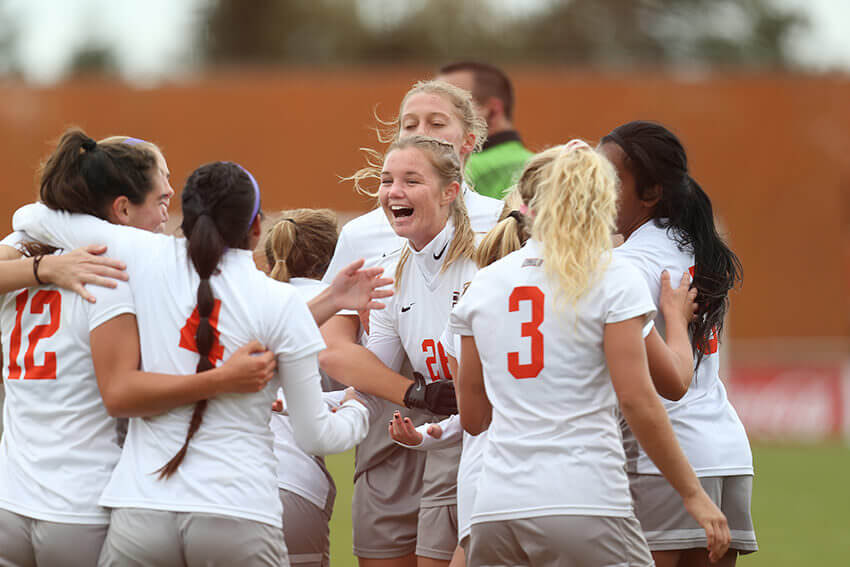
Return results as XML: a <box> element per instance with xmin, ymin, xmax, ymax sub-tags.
<box><xmin>409</xmin><ymin>219</ymin><xmax>455</xmax><ymax>290</ymax></box>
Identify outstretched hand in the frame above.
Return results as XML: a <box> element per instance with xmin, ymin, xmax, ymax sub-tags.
<box><xmin>40</xmin><ymin>244</ymin><xmax>128</xmax><ymax>303</ymax></box>
<box><xmin>389</xmin><ymin>411</ymin><xmax>423</xmax><ymax>446</ymax></box>
<box><xmin>659</xmin><ymin>270</ymin><xmax>698</xmax><ymax>327</ymax></box>
<box><xmin>329</xmin><ymin>258</ymin><xmax>394</xmax><ymax>312</ymax></box>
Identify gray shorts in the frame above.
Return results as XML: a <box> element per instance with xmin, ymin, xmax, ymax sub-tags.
<box><xmin>415</xmin><ymin>504</ymin><xmax>458</xmax><ymax>561</ymax></box>
<box><xmin>98</xmin><ymin>508</ymin><xmax>287</xmax><ymax>567</ymax></box>
<box><xmin>468</xmin><ymin>514</ymin><xmax>653</xmax><ymax>567</ymax></box>
<box><xmin>280</xmin><ymin>490</ymin><xmax>331</xmax><ymax>567</ymax></box>
<box><xmin>629</xmin><ymin>473</ymin><xmax>758</xmax><ymax>553</ymax></box>
<box><xmin>0</xmin><ymin>507</ymin><xmax>108</xmax><ymax>567</ymax></box>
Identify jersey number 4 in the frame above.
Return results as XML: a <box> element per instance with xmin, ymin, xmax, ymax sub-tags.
<box><xmin>508</xmin><ymin>286</ymin><xmax>544</xmax><ymax>379</ymax></box>
<box><xmin>7</xmin><ymin>290</ymin><xmax>62</xmax><ymax>380</ymax></box>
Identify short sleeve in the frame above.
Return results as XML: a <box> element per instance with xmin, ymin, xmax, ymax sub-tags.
<box><xmin>265</xmin><ymin>283</ymin><xmax>326</xmax><ymax>362</ymax></box>
<box><xmin>322</xmin><ymin>223</ymin><xmax>358</xmax><ymax>284</ymax></box>
<box><xmin>605</xmin><ymin>260</ymin><xmax>657</xmax><ymax>326</ymax></box>
<box><xmin>439</xmin><ymin>325</ymin><xmax>457</xmax><ymax>360</ymax></box>
<box><xmin>87</xmin><ymin>280</ymin><xmax>136</xmax><ymax>332</ymax></box>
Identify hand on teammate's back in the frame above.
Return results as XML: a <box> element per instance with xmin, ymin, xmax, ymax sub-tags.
<box><xmin>42</xmin><ymin>244</ymin><xmax>128</xmax><ymax>303</ymax></box>
<box><xmin>403</xmin><ymin>372</ymin><xmax>458</xmax><ymax>415</ymax></box>
<box><xmin>217</xmin><ymin>340</ymin><xmax>277</xmax><ymax>394</ymax></box>
<box><xmin>658</xmin><ymin>270</ymin><xmax>698</xmax><ymax>326</ymax></box>
<box><xmin>682</xmin><ymin>490</ymin><xmax>731</xmax><ymax>562</ymax></box>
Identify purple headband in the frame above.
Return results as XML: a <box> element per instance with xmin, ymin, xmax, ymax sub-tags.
<box><xmin>235</xmin><ymin>163</ymin><xmax>261</xmax><ymax>225</ymax></box>
<box><xmin>122</xmin><ymin>137</ymin><xmax>148</xmax><ymax>146</ymax></box>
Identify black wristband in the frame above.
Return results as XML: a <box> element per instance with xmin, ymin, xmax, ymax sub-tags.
<box><xmin>32</xmin><ymin>255</ymin><xmax>45</xmax><ymax>286</ymax></box>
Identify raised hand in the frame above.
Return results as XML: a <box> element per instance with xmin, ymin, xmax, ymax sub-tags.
<box><xmin>329</xmin><ymin>258</ymin><xmax>394</xmax><ymax>312</ymax></box>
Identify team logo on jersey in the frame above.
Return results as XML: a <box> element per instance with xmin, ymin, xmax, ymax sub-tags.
<box><xmin>522</xmin><ymin>258</ymin><xmax>543</xmax><ymax>268</ymax></box>
<box><xmin>433</xmin><ymin>241</ymin><xmax>449</xmax><ymax>261</ymax></box>
<box><xmin>450</xmin><ymin>281</ymin><xmax>472</xmax><ymax>308</ymax></box>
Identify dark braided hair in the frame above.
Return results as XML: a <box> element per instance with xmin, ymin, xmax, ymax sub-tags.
<box><xmin>601</xmin><ymin>121</ymin><xmax>743</xmax><ymax>368</ymax></box>
<box><xmin>39</xmin><ymin>127</ymin><xmax>156</xmax><ymax>219</ymax></box>
<box><xmin>156</xmin><ymin>161</ymin><xmax>261</xmax><ymax>479</ymax></box>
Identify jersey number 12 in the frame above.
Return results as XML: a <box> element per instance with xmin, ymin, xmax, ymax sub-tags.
<box><xmin>7</xmin><ymin>290</ymin><xmax>62</xmax><ymax>380</ymax></box>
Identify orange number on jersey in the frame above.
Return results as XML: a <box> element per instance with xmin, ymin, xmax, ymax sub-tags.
<box><xmin>422</xmin><ymin>339</ymin><xmax>453</xmax><ymax>381</ymax></box>
<box><xmin>507</xmin><ymin>286</ymin><xmax>545</xmax><ymax>379</ymax></box>
<box><xmin>688</xmin><ymin>265</ymin><xmax>718</xmax><ymax>355</ymax></box>
<box><xmin>7</xmin><ymin>290</ymin><xmax>62</xmax><ymax>380</ymax></box>
<box><xmin>178</xmin><ymin>300</ymin><xmax>225</xmax><ymax>365</ymax></box>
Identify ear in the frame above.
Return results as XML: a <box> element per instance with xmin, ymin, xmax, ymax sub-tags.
<box><xmin>110</xmin><ymin>196</ymin><xmax>131</xmax><ymax>225</ymax></box>
<box><xmin>641</xmin><ymin>184</ymin><xmax>662</xmax><ymax>209</ymax></box>
<box><xmin>459</xmin><ymin>131</ymin><xmax>477</xmax><ymax>159</ymax></box>
<box><xmin>441</xmin><ymin>181</ymin><xmax>461</xmax><ymax>207</ymax></box>
<box><xmin>250</xmin><ymin>214</ymin><xmax>262</xmax><ymax>239</ymax></box>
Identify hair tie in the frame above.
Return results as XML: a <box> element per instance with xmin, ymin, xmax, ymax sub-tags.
<box><xmin>519</xmin><ymin>203</ymin><xmax>529</xmax><ymax>215</ymax></box>
<box><xmin>284</xmin><ymin>218</ymin><xmax>297</xmax><ymax>225</ymax></box>
<box><xmin>507</xmin><ymin>210</ymin><xmax>523</xmax><ymax>223</ymax></box>
<box><xmin>81</xmin><ymin>137</ymin><xmax>97</xmax><ymax>152</ymax></box>
<box><xmin>560</xmin><ymin>138</ymin><xmax>590</xmax><ymax>155</ymax></box>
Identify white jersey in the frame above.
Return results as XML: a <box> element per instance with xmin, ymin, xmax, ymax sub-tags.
<box><xmin>367</xmin><ymin>220</ymin><xmax>478</xmax><ymax>507</ymax></box>
<box><xmin>448</xmin><ymin>239</ymin><xmax>657</xmax><ymax>524</ymax></box>
<box><xmin>614</xmin><ymin>220</ymin><xmax>753</xmax><ymax>476</ymax></box>
<box><xmin>13</xmin><ymin>204</ymin><xmax>370</xmax><ymax>529</ymax></box>
<box><xmin>0</xmin><ymin>231</ymin><xmax>134</xmax><ymax>524</ymax></box>
<box><xmin>322</xmin><ymin>184</ymin><xmax>502</xmax><ymax>282</ymax></box>
<box><xmin>270</xmin><ymin>278</ymin><xmax>334</xmax><ymax>511</ymax></box>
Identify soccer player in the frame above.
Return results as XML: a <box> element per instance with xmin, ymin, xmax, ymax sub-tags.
<box><xmin>437</xmin><ymin>61</ymin><xmax>534</xmax><ymax>199</ymax></box>
<box><xmin>13</xmin><ymin>160</ymin><xmax>376</xmax><ymax>566</ymax></box>
<box><xmin>450</xmin><ymin>141</ymin><xmax>730</xmax><ymax>566</ymax></box>
<box><xmin>600</xmin><ymin>121</ymin><xmax>756</xmax><ymax>566</ymax></box>
<box><xmin>0</xmin><ymin>130</ymin><xmax>277</xmax><ymax>566</ymax></box>
<box><xmin>319</xmin><ymin>80</ymin><xmax>503</xmax><ymax>567</ymax></box>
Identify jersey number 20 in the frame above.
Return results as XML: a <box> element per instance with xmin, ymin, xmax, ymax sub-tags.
<box><xmin>507</xmin><ymin>286</ymin><xmax>544</xmax><ymax>379</ymax></box>
<box><xmin>7</xmin><ymin>290</ymin><xmax>62</xmax><ymax>380</ymax></box>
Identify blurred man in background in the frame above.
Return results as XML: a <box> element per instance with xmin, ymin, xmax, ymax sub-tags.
<box><xmin>437</xmin><ymin>61</ymin><xmax>534</xmax><ymax>199</ymax></box>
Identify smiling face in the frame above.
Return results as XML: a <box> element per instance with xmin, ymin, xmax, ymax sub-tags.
<box><xmin>599</xmin><ymin>141</ymin><xmax>654</xmax><ymax>239</ymax></box>
<box><xmin>379</xmin><ymin>146</ymin><xmax>459</xmax><ymax>251</ymax></box>
<box><xmin>399</xmin><ymin>92</ymin><xmax>476</xmax><ymax>165</ymax></box>
<box><xmin>126</xmin><ymin>148</ymin><xmax>174</xmax><ymax>233</ymax></box>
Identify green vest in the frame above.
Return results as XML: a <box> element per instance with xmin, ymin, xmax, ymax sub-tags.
<box><xmin>465</xmin><ymin>134</ymin><xmax>533</xmax><ymax>199</ymax></box>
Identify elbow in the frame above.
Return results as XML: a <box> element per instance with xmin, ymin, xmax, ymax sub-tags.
<box><xmin>101</xmin><ymin>390</ymin><xmax>132</xmax><ymax>418</ymax></box>
<box><xmin>460</xmin><ymin>411</ymin><xmax>487</xmax><ymax>436</ymax></box>
<box><xmin>656</xmin><ymin>382</ymin><xmax>687</xmax><ymax>402</ymax></box>
<box><xmin>318</xmin><ymin>347</ymin><xmax>344</xmax><ymax>381</ymax></box>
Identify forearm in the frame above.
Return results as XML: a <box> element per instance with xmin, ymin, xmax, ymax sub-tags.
<box><xmin>645</xmin><ymin>325</ymin><xmax>694</xmax><ymax>400</ymax></box>
<box><xmin>283</xmin><ymin>354</ymin><xmax>370</xmax><ymax>455</ymax></box>
<box><xmin>101</xmin><ymin>366</ymin><xmax>230</xmax><ymax>418</ymax></box>
<box><xmin>307</xmin><ymin>286</ymin><xmax>339</xmax><ymax>326</ymax></box>
<box><xmin>620</xmin><ymin>396</ymin><xmax>702</xmax><ymax>499</ymax></box>
<box><xmin>318</xmin><ymin>342</ymin><xmax>410</xmax><ymax>405</ymax></box>
<box><xmin>458</xmin><ymin>336</ymin><xmax>490</xmax><ymax>435</ymax></box>
<box><xmin>0</xmin><ymin>257</ymin><xmax>38</xmax><ymax>294</ymax></box>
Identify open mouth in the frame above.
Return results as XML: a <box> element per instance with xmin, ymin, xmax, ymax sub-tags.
<box><xmin>390</xmin><ymin>205</ymin><xmax>414</xmax><ymax>218</ymax></box>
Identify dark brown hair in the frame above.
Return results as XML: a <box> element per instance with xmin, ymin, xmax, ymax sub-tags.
<box><xmin>438</xmin><ymin>60</ymin><xmax>516</xmax><ymax>120</ymax></box>
<box><xmin>156</xmin><ymin>161</ymin><xmax>260</xmax><ymax>479</ymax></box>
<box><xmin>39</xmin><ymin>127</ymin><xmax>157</xmax><ymax>219</ymax></box>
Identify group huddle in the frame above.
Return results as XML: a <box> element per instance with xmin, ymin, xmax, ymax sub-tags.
<box><xmin>0</xmin><ymin>63</ymin><xmax>755</xmax><ymax>567</ymax></box>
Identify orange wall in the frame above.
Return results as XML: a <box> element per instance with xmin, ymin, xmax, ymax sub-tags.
<box><xmin>1</xmin><ymin>69</ymin><xmax>847</xmax><ymax>343</ymax></box>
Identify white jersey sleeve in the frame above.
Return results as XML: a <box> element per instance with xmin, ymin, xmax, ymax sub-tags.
<box><xmin>322</xmin><ymin>220</ymin><xmax>360</xmax><ymax>284</ymax></box>
<box><xmin>279</xmin><ymin>353</ymin><xmax>369</xmax><ymax>456</ymax></box>
<box><xmin>366</xmin><ymin>299</ymin><xmax>405</xmax><ymax>373</ymax></box>
<box><xmin>87</xmin><ymin>279</ymin><xmax>136</xmax><ymax>332</ymax></box>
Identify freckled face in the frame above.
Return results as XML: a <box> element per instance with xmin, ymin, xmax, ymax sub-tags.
<box><xmin>379</xmin><ymin>147</ymin><xmax>456</xmax><ymax>251</ymax></box>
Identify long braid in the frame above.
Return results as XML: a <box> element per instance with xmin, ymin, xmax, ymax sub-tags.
<box><xmin>157</xmin><ymin>162</ymin><xmax>259</xmax><ymax>479</ymax></box>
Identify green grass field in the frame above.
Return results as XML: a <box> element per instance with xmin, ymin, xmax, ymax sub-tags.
<box><xmin>324</xmin><ymin>442</ymin><xmax>850</xmax><ymax>566</ymax></box>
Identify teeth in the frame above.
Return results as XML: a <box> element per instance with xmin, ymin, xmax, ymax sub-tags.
<box><xmin>391</xmin><ymin>205</ymin><xmax>410</xmax><ymax>210</ymax></box>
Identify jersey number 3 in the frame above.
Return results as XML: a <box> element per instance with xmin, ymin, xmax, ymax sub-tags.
<box><xmin>7</xmin><ymin>290</ymin><xmax>62</xmax><ymax>380</ymax></box>
<box><xmin>507</xmin><ymin>286</ymin><xmax>544</xmax><ymax>379</ymax></box>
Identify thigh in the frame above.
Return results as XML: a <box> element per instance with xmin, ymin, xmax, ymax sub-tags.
<box><xmin>98</xmin><ymin>508</ymin><xmax>183</xmax><ymax>567</ymax></box>
<box><xmin>33</xmin><ymin>520</ymin><xmax>108</xmax><ymax>567</ymax></box>
<box><xmin>352</xmin><ymin>461</ymin><xmax>422</xmax><ymax>559</ymax></box>
<box><xmin>0</xmin><ymin>508</ymin><xmax>35</xmax><ymax>567</ymax></box>
<box><xmin>416</xmin><ymin>505</ymin><xmax>458</xmax><ymax>562</ymax></box>
<box><xmin>181</xmin><ymin>513</ymin><xmax>285</xmax><ymax>567</ymax></box>
<box><xmin>280</xmin><ymin>490</ymin><xmax>330</xmax><ymax>567</ymax></box>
